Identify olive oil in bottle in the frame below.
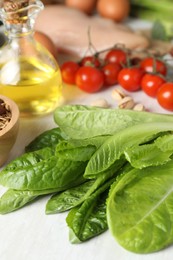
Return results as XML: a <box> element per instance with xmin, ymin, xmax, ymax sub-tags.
<box><xmin>0</xmin><ymin>0</ymin><xmax>62</xmax><ymax>117</ymax></box>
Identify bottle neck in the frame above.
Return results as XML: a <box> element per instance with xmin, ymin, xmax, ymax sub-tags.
<box><xmin>0</xmin><ymin>0</ymin><xmax>44</xmax><ymax>38</ymax></box>
<box><xmin>4</xmin><ymin>22</ymin><xmax>33</xmax><ymax>38</ymax></box>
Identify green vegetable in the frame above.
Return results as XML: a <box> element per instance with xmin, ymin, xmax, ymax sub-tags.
<box><xmin>2</xmin><ymin>104</ymin><xmax>173</xmax><ymax>253</ymax></box>
<box><xmin>125</xmin><ymin>132</ymin><xmax>173</xmax><ymax>169</ymax></box>
<box><xmin>125</xmin><ymin>143</ymin><xmax>172</xmax><ymax>169</ymax></box>
<box><xmin>130</xmin><ymin>0</ymin><xmax>173</xmax><ymax>37</ymax></box>
<box><xmin>55</xmin><ymin>140</ymin><xmax>96</xmax><ymax>161</ymax></box>
<box><xmin>66</xmin><ymin>176</ymin><xmax>117</xmax><ymax>243</ymax></box>
<box><xmin>0</xmin><ymin>156</ymin><xmax>87</xmax><ymax>190</ymax></box>
<box><xmin>67</xmin><ymin>190</ymin><xmax>108</xmax><ymax>243</ymax></box>
<box><xmin>54</xmin><ymin>105</ymin><xmax>173</xmax><ymax>139</ymax></box>
<box><xmin>154</xmin><ymin>133</ymin><xmax>173</xmax><ymax>152</ymax></box>
<box><xmin>3</xmin><ymin>147</ymin><xmax>54</xmax><ymax>171</ymax></box>
<box><xmin>0</xmin><ymin>187</ymin><xmax>60</xmax><ymax>214</ymax></box>
<box><xmin>46</xmin><ymin>180</ymin><xmax>95</xmax><ymax>214</ymax></box>
<box><xmin>25</xmin><ymin>127</ymin><xmax>68</xmax><ymax>152</ymax></box>
<box><xmin>151</xmin><ymin>20</ymin><xmax>168</xmax><ymax>41</ymax></box>
<box><xmin>0</xmin><ymin>143</ymin><xmax>90</xmax><ymax>191</ymax></box>
<box><xmin>46</xmin><ymin>163</ymin><xmax>120</xmax><ymax>214</ymax></box>
<box><xmin>84</xmin><ymin>122</ymin><xmax>173</xmax><ymax>178</ymax></box>
<box><xmin>0</xmin><ymin>136</ymin><xmax>103</xmax><ymax>191</ymax></box>
<box><xmin>107</xmin><ymin>159</ymin><xmax>173</xmax><ymax>253</ymax></box>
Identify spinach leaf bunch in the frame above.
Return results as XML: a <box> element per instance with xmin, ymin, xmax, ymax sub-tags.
<box><xmin>1</xmin><ymin>105</ymin><xmax>173</xmax><ymax>253</ymax></box>
<box><xmin>0</xmin><ymin>127</ymin><xmax>96</xmax><ymax>213</ymax></box>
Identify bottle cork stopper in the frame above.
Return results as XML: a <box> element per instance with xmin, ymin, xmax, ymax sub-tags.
<box><xmin>3</xmin><ymin>0</ymin><xmax>30</xmax><ymax>24</ymax></box>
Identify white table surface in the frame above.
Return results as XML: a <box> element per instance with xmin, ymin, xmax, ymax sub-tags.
<box><xmin>0</xmin><ymin>19</ymin><xmax>173</xmax><ymax>260</ymax></box>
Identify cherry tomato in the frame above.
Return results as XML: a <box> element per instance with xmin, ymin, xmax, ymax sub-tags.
<box><xmin>102</xmin><ymin>63</ymin><xmax>122</xmax><ymax>86</ymax></box>
<box><xmin>118</xmin><ymin>67</ymin><xmax>144</xmax><ymax>92</ymax></box>
<box><xmin>141</xmin><ymin>73</ymin><xmax>166</xmax><ymax>98</ymax></box>
<box><xmin>157</xmin><ymin>82</ymin><xmax>173</xmax><ymax>111</ymax></box>
<box><xmin>61</xmin><ymin>61</ymin><xmax>80</xmax><ymax>85</ymax></box>
<box><xmin>105</xmin><ymin>49</ymin><xmax>127</xmax><ymax>65</ymax></box>
<box><xmin>140</xmin><ymin>57</ymin><xmax>167</xmax><ymax>76</ymax></box>
<box><xmin>80</xmin><ymin>56</ymin><xmax>101</xmax><ymax>67</ymax></box>
<box><xmin>75</xmin><ymin>66</ymin><xmax>104</xmax><ymax>93</ymax></box>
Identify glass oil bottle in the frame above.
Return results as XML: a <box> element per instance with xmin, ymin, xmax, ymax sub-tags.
<box><xmin>0</xmin><ymin>0</ymin><xmax>62</xmax><ymax>117</ymax></box>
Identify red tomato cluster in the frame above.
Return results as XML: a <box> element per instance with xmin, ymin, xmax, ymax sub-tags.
<box><xmin>60</xmin><ymin>49</ymin><xmax>127</xmax><ymax>92</ymax></box>
<box><xmin>60</xmin><ymin>48</ymin><xmax>173</xmax><ymax>111</ymax></box>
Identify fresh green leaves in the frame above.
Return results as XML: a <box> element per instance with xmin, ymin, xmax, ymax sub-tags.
<box><xmin>67</xmin><ymin>190</ymin><xmax>108</xmax><ymax>243</ymax></box>
<box><xmin>55</xmin><ymin>141</ymin><xmax>96</xmax><ymax>161</ymax></box>
<box><xmin>54</xmin><ymin>105</ymin><xmax>173</xmax><ymax>139</ymax></box>
<box><xmin>46</xmin><ymin>180</ymin><xmax>95</xmax><ymax>214</ymax></box>
<box><xmin>151</xmin><ymin>20</ymin><xmax>168</xmax><ymax>41</ymax></box>
<box><xmin>25</xmin><ymin>127</ymin><xmax>68</xmax><ymax>152</ymax></box>
<box><xmin>66</xmin><ymin>183</ymin><xmax>112</xmax><ymax>243</ymax></box>
<box><xmin>1</xmin><ymin>104</ymin><xmax>173</xmax><ymax>252</ymax></box>
<box><xmin>130</xmin><ymin>0</ymin><xmax>173</xmax><ymax>38</ymax></box>
<box><xmin>107</xmin><ymin>160</ymin><xmax>173</xmax><ymax>253</ymax></box>
<box><xmin>46</xmin><ymin>166</ymin><xmax>118</xmax><ymax>214</ymax></box>
<box><xmin>0</xmin><ymin>187</ymin><xmax>61</xmax><ymax>214</ymax></box>
<box><xmin>0</xmin><ymin>128</ymin><xmax>97</xmax><ymax>212</ymax></box>
<box><xmin>0</xmin><ymin>156</ymin><xmax>87</xmax><ymax>190</ymax></box>
<box><xmin>85</xmin><ymin>122</ymin><xmax>173</xmax><ymax>177</ymax></box>
<box><xmin>0</xmin><ymin>138</ymin><xmax>95</xmax><ymax>190</ymax></box>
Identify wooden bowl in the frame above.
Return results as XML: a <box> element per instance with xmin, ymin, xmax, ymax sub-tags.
<box><xmin>0</xmin><ymin>95</ymin><xmax>19</xmax><ymax>167</ymax></box>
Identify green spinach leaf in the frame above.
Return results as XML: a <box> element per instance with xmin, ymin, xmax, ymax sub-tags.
<box><xmin>125</xmin><ymin>132</ymin><xmax>173</xmax><ymax>169</ymax></box>
<box><xmin>46</xmin><ymin>180</ymin><xmax>95</xmax><ymax>214</ymax></box>
<box><xmin>54</xmin><ymin>105</ymin><xmax>173</xmax><ymax>139</ymax></box>
<box><xmin>0</xmin><ymin>187</ymin><xmax>60</xmax><ymax>214</ymax></box>
<box><xmin>2</xmin><ymin>147</ymin><xmax>54</xmax><ymax>171</ymax></box>
<box><xmin>125</xmin><ymin>145</ymin><xmax>172</xmax><ymax>169</ymax></box>
<box><xmin>84</xmin><ymin>122</ymin><xmax>173</xmax><ymax>178</ymax></box>
<box><xmin>0</xmin><ymin>156</ymin><xmax>87</xmax><ymax>190</ymax></box>
<box><xmin>55</xmin><ymin>141</ymin><xmax>96</xmax><ymax>162</ymax></box>
<box><xmin>1</xmin><ymin>138</ymin><xmax>101</xmax><ymax>191</ymax></box>
<box><xmin>45</xmin><ymin>161</ymin><xmax>121</xmax><ymax>214</ymax></box>
<box><xmin>66</xmin><ymin>175</ymin><xmax>117</xmax><ymax>243</ymax></box>
<box><xmin>107</xmin><ymin>159</ymin><xmax>173</xmax><ymax>253</ymax></box>
<box><xmin>25</xmin><ymin>127</ymin><xmax>68</xmax><ymax>152</ymax></box>
<box><xmin>66</xmin><ymin>189</ymin><xmax>109</xmax><ymax>243</ymax></box>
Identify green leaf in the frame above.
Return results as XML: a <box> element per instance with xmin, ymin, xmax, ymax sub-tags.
<box><xmin>125</xmin><ymin>133</ymin><xmax>173</xmax><ymax>169</ymax></box>
<box><xmin>2</xmin><ymin>147</ymin><xmax>54</xmax><ymax>171</ymax></box>
<box><xmin>0</xmin><ymin>156</ymin><xmax>87</xmax><ymax>190</ymax></box>
<box><xmin>66</xmin><ymin>175</ymin><xmax>117</xmax><ymax>243</ymax></box>
<box><xmin>25</xmin><ymin>127</ymin><xmax>68</xmax><ymax>152</ymax></box>
<box><xmin>46</xmin><ymin>163</ymin><xmax>119</xmax><ymax>214</ymax></box>
<box><xmin>55</xmin><ymin>141</ymin><xmax>96</xmax><ymax>162</ymax></box>
<box><xmin>151</xmin><ymin>20</ymin><xmax>168</xmax><ymax>41</ymax></box>
<box><xmin>1</xmin><ymin>138</ymin><xmax>102</xmax><ymax>190</ymax></box>
<box><xmin>84</xmin><ymin>122</ymin><xmax>173</xmax><ymax>178</ymax></box>
<box><xmin>107</xmin><ymin>159</ymin><xmax>173</xmax><ymax>253</ymax></box>
<box><xmin>0</xmin><ymin>187</ymin><xmax>60</xmax><ymax>214</ymax></box>
<box><xmin>66</xmin><ymin>189</ymin><xmax>109</xmax><ymax>243</ymax></box>
<box><xmin>155</xmin><ymin>132</ymin><xmax>173</xmax><ymax>152</ymax></box>
<box><xmin>54</xmin><ymin>105</ymin><xmax>173</xmax><ymax>139</ymax></box>
<box><xmin>46</xmin><ymin>180</ymin><xmax>95</xmax><ymax>214</ymax></box>
<box><xmin>125</xmin><ymin>143</ymin><xmax>172</xmax><ymax>169</ymax></box>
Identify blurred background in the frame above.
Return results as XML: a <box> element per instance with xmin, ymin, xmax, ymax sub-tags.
<box><xmin>41</xmin><ymin>0</ymin><xmax>173</xmax><ymax>40</ymax></box>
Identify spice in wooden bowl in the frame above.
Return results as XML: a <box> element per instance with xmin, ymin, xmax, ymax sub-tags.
<box><xmin>0</xmin><ymin>98</ymin><xmax>12</xmax><ymax>131</ymax></box>
<box><xmin>0</xmin><ymin>95</ymin><xmax>19</xmax><ymax>167</ymax></box>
